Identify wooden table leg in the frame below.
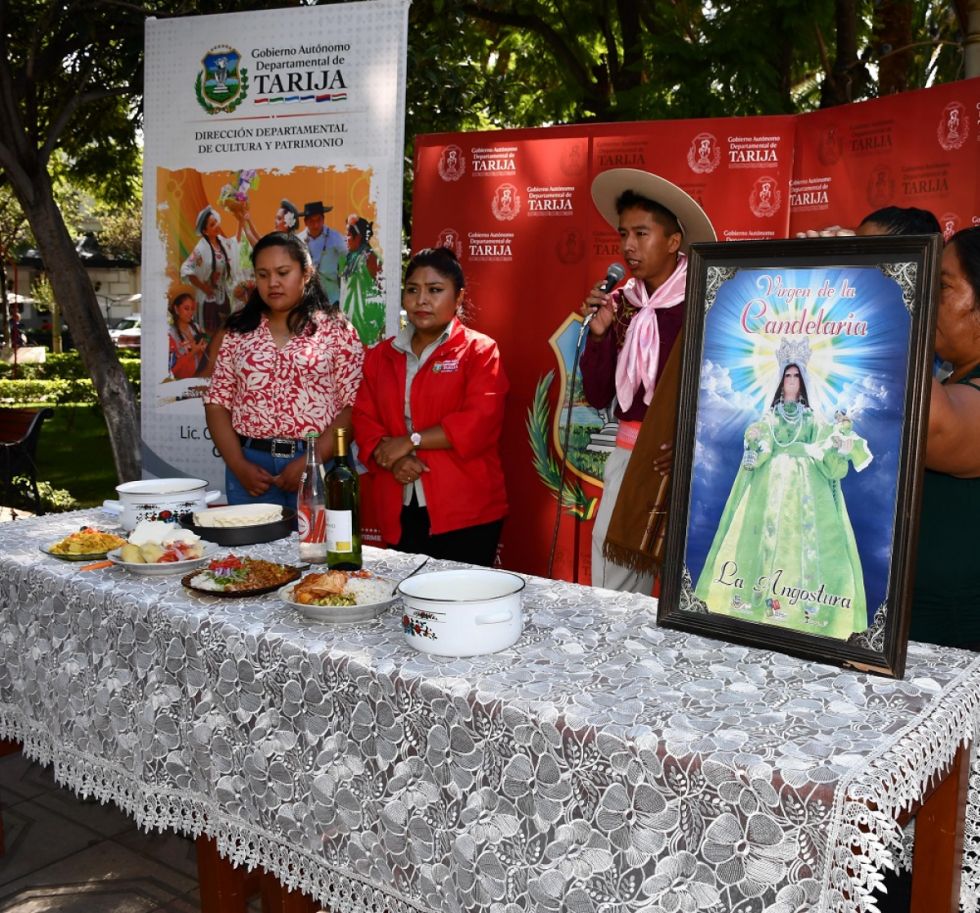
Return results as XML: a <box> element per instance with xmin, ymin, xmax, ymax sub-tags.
<box><xmin>0</xmin><ymin>737</ymin><xmax>20</xmax><ymax>855</ymax></box>
<box><xmin>197</xmin><ymin>836</ymin><xmax>322</xmax><ymax>913</ymax></box>
<box><xmin>196</xmin><ymin>835</ymin><xmax>249</xmax><ymax>913</ymax></box>
<box><xmin>910</xmin><ymin>741</ymin><xmax>970</xmax><ymax>913</ymax></box>
<box><xmin>0</xmin><ymin>739</ymin><xmax>21</xmax><ymax>757</ymax></box>
<box><xmin>259</xmin><ymin>872</ymin><xmax>321</xmax><ymax>913</ymax></box>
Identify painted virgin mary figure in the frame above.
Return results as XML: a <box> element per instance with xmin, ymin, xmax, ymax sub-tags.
<box><xmin>340</xmin><ymin>214</ymin><xmax>385</xmax><ymax>346</ymax></box>
<box><xmin>694</xmin><ymin>338</ymin><xmax>872</xmax><ymax>639</ymax></box>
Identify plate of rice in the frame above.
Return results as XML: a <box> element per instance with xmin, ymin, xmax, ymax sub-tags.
<box><xmin>280</xmin><ymin>569</ymin><xmax>396</xmax><ymax>623</ymax></box>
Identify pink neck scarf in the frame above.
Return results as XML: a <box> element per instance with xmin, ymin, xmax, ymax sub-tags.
<box><xmin>614</xmin><ymin>252</ymin><xmax>688</xmax><ymax>412</ymax></box>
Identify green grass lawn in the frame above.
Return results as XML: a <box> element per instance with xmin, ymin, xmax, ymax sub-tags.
<box><xmin>36</xmin><ymin>404</ymin><xmax>118</xmax><ymax>508</ymax></box>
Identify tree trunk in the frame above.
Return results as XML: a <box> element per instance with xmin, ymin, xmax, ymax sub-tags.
<box><xmin>821</xmin><ymin>0</ymin><xmax>868</xmax><ymax>107</ymax></box>
<box><xmin>51</xmin><ymin>297</ymin><xmax>62</xmax><ymax>354</ymax></box>
<box><xmin>965</xmin><ymin>0</ymin><xmax>980</xmax><ymax>79</ymax></box>
<box><xmin>16</xmin><ymin>167</ymin><xmax>141</xmax><ymax>482</ymax></box>
<box><xmin>614</xmin><ymin>0</ymin><xmax>644</xmax><ymax>93</ymax></box>
<box><xmin>874</xmin><ymin>0</ymin><xmax>914</xmax><ymax>95</ymax></box>
<box><xmin>0</xmin><ymin>260</ymin><xmax>10</xmax><ymax>348</ymax></box>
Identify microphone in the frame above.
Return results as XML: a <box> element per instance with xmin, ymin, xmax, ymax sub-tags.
<box><xmin>583</xmin><ymin>262</ymin><xmax>626</xmax><ymax>328</ymax></box>
<box><xmin>598</xmin><ymin>262</ymin><xmax>626</xmax><ymax>293</ymax></box>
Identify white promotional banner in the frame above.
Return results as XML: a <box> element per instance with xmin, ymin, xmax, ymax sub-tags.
<box><xmin>141</xmin><ymin>1</ymin><xmax>408</xmax><ymax>490</ymax></box>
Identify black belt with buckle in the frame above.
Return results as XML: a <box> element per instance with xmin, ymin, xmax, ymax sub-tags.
<box><xmin>238</xmin><ymin>435</ymin><xmax>305</xmax><ymax>458</ymax></box>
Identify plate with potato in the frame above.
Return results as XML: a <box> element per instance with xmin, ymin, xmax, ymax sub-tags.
<box><xmin>106</xmin><ymin>520</ymin><xmax>216</xmax><ymax>575</ymax></box>
<box><xmin>107</xmin><ymin>541</ymin><xmax>218</xmax><ymax>575</ymax></box>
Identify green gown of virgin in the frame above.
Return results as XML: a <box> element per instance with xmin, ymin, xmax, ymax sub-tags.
<box><xmin>694</xmin><ymin>402</ymin><xmax>872</xmax><ymax>639</ymax></box>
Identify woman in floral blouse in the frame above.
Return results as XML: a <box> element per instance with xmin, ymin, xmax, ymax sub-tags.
<box><xmin>205</xmin><ymin>232</ymin><xmax>364</xmax><ymax>506</ymax></box>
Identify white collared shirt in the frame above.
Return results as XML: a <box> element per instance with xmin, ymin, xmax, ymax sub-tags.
<box><xmin>391</xmin><ymin>320</ymin><xmax>456</xmax><ymax>506</ymax></box>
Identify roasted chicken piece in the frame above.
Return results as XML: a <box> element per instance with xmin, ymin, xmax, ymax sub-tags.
<box><xmin>293</xmin><ymin>571</ymin><xmax>349</xmax><ymax>605</ymax></box>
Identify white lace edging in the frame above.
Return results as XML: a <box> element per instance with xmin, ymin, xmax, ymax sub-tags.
<box><xmin>822</xmin><ymin>661</ymin><xmax>980</xmax><ymax>913</ymax></box>
<box><xmin>0</xmin><ymin>709</ymin><xmax>436</xmax><ymax>913</ymax></box>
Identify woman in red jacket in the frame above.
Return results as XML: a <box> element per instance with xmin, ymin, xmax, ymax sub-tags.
<box><xmin>353</xmin><ymin>247</ymin><xmax>508</xmax><ymax>566</ymax></box>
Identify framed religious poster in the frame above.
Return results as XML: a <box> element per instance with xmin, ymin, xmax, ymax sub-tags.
<box><xmin>658</xmin><ymin>235</ymin><xmax>942</xmax><ymax>678</ymax></box>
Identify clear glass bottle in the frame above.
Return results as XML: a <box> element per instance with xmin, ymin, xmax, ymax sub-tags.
<box><xmin>297</xmin><ymin>432</ymin><xmax>327</xmax><ymax>563</ymax></box>
<box><xmin>325</xmin><ymin>427</ymin><xmax>362</xmax><ymax>570</ymax></box>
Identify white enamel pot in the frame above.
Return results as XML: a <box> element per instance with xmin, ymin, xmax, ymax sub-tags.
<box><xmin>398</xmin><ymin>569</ymin><xmax>526</xmax><ymax>657</ymax></box>
<box><xmin>102</xmin><ymin>478</ymin><xmax>221</xmax><ymax>531</ymax></box>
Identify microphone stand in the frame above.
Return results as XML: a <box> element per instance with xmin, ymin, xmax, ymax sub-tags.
<box><xmin>546</xmin><ymin>313</ymin><xmax>595</xmax><ymax>579</ymax></box>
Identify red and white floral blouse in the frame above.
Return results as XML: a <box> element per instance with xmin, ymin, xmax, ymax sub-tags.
<box><xmin>205</xmin><ymin>312</ymin><xmax>364</xmax><ymax>438</ymax></box>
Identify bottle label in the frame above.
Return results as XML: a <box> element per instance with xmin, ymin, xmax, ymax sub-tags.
<box><xmin>326</xmin><ymin>509</ymin><xmax>354</xmax><ymax>553</ymax></box>
<box><xmin>298</xmin><ymin>505</ymin><xmax>326</xmax><ymax>543</ymax></box>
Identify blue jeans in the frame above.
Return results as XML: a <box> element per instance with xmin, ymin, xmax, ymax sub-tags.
<box><xmin>225</xmin><ymin>444</ymin><xmax>304</xmax><ymax>507</ymax></box>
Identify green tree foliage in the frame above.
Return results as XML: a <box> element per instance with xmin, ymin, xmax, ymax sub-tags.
<box><xmin>0</xmin><ymin>0</ymin><xmax>150</xmax><ymax>479</ymax></box>
<box><xmin>29</xmin><ymin>275</ymin><xmax>55</xmax><ymax>313</ymax></box>
<box><xmin>0</xmin><ymin>186</ymin><xmax>31</xmax><ymax>260</ymax></box>
<box><xmin>92</xmin><ymin>196</ymin><xmax>143</xmax><ymax>263</ymax></box>
<box><xmin>870</xmin><ymin>0</ymin><xmax>966</xmax><ymax>96</ymax></box>
<box><xmin>0</xmin><ymin>2</ymin><xmax>145</xmax><ymax>200</ymax></box>
<box><xmin>0</xmin><ymin>184</ymin><xmax>32</xmax><ymax>347</ymax></box>
<box><xmin>406</xmin><ymin>0</ymin><xmax>969</xmax><ymax>130</ymax></box>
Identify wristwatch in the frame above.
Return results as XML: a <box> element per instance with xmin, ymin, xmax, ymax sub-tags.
<box><xmin>410</xmin><ymin>431</ymin><xmax>422</xmax><ymax>449</ymax></box>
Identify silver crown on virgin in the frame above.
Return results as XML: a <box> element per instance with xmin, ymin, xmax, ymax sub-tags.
<box><xmin>776</xmin><ymin>337</ymin><xmax>812</xmax><ymax>370</ymax></box>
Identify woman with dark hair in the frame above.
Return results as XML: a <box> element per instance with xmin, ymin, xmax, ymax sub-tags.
<box><xmin>857</xmin><ymin>206</ymin><xmax>941</xmax><ymax>236</ymax></box>
<box><xmin>912</xmin><ymin>226</ymin><xmax>980</xmax><ymax>646</ymax></box>
<box><xmin>796</xmin><ymin>205</ymin><xmax>941</xmax><ymax>239</ymax></box>
<box><xmin>180</xmin><ymin>205</ymin><xmax>235</xmax><ymax>333</ymax></box>
<box><xmin>205</xmin><ymin>232</ymin><xmax>364</xmax><ymax>506</ymax></box>
<box><xmin>273</xmin><ymin>199</ymin><xmax>300</xmax><ymax>234</ymax></box>
<box><xmin>167</xmin><ymin>292</ymin><xmax>210</xmax><ymax>379</ymax></box>
<box><xmin>695</xmin><ymin>342</ymin><xmax>871</xmax><ymax>639</ymax></box>
<box><xmin>339</xmin><ymin>213</ymin><xmax>385</xmax><ymax>346</ymax></box>
<box><xmin>352</xmin><ymin>246</ymin><xmax>508</xmax><ymax>566</ymax></box>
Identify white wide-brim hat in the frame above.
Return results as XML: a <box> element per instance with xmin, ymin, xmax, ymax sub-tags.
<box><xmin>590</xmin><ymin>168</ymin><xmax>717</xmax><ymax>253</ymax></box>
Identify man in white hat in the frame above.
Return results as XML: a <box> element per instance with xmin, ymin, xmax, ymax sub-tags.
<box><xmin>579</xmin><ymin>169</ymin><xmax>715</xmax><ymax>593</ymax></box>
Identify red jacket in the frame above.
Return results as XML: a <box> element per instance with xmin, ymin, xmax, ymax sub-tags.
<box><xmin>353</xmin><ymin>322</ymin><xmax>509</xmax><ymax>544</ymax></box>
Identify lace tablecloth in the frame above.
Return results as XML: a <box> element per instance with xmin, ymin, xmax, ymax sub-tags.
<box><xmin>1</xmin><ymin>510</ymin><xmax>979</xmax><ymax>913</ymax></box>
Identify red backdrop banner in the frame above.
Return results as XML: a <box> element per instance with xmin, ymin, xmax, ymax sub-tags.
<box><xmin>410</xmin><ymin>78</ymin><xmax>980</xmax><ymax>583</ymax></box>
<box><xmin>790</xmin><ymin>80</ymin><xmax>979</xmax><ymax>238</ymax></box>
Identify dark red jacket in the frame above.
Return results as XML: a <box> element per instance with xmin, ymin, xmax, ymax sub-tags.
<box><xmin>353</xmin><ymin>322</ymin><xmax>509</xmax><ymax>544</ymax></box>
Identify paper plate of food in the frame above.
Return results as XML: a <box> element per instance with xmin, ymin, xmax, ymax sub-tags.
<box><xmin>107</xmin><ymin>520</ymin><xmax>216</xmax><ymax>575</ymax></box>
<box><xmin>182</xmin><ymin>553</ymin><xmax>302</xmax><ymax>597</ymax></box>
<box><xmin>41</xmin><ymin>527</ymin><xmax>127</xmax><ymax>561</ymax></box>
<box><xmin>280</xmin><ymin>569</ymin><xmax>396</xmax><ymax>623</ymax></box>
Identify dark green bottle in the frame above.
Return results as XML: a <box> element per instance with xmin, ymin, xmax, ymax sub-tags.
<box><xmin>325</xmin><ymin>427</ymin><xmax>362</xmax><ymax>570</ymax></box>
